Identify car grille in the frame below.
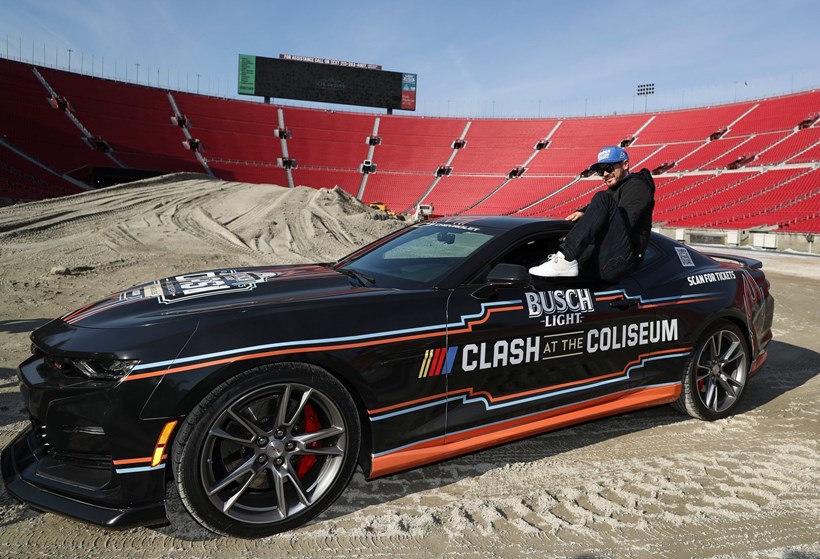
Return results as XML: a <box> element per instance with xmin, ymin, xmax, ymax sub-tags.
<box><xmin>29</xmin><ymin>417</ymin><xmax>112</xmax><ymax>469</ymax></box>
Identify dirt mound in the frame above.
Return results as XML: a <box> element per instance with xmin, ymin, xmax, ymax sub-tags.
<box><xmin>0</xmin><ymin>174</ymin><xmax>405</xmax><ymax>291</ymax></box>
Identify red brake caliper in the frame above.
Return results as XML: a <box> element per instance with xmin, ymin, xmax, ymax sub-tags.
<box><xmin>296</xmin><ymin>402</ymin><xmax>320</xmax><ymax>478</ymax></box>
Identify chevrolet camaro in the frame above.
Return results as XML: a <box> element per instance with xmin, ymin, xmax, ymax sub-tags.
<box><xmin>2</xmin><ymin>216</ymin><xmax>774</xmax><ymax>537</ymax></box>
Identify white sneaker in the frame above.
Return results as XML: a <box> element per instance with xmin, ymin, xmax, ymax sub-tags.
<box><xmin>529</xmin><ymin>252</ymin><xmax>579</xmax><ymax>277</ymax></box>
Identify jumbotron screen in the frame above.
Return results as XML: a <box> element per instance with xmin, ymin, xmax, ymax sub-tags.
<box><xmin>238</xmin><ymin>54</ymin><xmax>417</xmax><ymax>111</ymax></box>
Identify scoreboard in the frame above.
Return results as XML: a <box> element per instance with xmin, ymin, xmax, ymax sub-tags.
<box><xmin>238</xmin><ymin>54</ymin><xmax>416</xmax><ymax>111</ymax></box>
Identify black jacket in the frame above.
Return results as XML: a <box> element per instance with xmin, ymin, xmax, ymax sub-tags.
<box><xmin>582</xmin><ymin>168</ymin><xmax>655</xmax><ymax>261</ymax></box>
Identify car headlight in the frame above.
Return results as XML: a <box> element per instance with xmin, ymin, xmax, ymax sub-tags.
<box><xmin>70</xmin><ymin>358</ymin><xmax>140</xmax><ymax>380</ymax></box>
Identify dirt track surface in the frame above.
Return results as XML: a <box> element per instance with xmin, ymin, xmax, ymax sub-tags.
<box><xmin>0</xmin><ymin>177</ymin><xmax>818</xmax><ymax>558</ymax></box>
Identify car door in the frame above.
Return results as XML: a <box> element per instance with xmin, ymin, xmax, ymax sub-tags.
<box><xmin>442</xmin><ymin>234</ymin><xmax>663</xmax><ymax>445</ymax></box>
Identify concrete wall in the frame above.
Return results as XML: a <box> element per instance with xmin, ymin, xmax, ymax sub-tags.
<box><xmin>656</xmin><ymin>227</ymin><xmax>819</xmax><ymax>255</ymax></box>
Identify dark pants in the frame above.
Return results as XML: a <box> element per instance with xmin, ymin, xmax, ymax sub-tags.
<box><xmin>560</xmin><ymin>191</ymin><xmax>636</xmax><ymax>282</ymax></box>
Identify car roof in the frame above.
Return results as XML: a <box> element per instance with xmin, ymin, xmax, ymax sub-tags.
<box><xmin>431</xmin><ymin>215</ymin><xmax>569</xmax><ymax>233</ymax></box>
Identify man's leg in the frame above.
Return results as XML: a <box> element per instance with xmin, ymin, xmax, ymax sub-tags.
<box><xmin>530</xmin><ymin>191</ymin><xmax>634</xmax><ymax>279</ymax></box>
<box><xmin>529</xmin><ymin>191</ymin><xmax>613</xmax><ymax>278</ymax></box>
<box><xmin>564</xmin><ymin>192</ymin><xmax>635</xmax><ymax>281</ymax></box>
<box><xmin>560</xmin><ymin>191</ymin><xmax>617</xmax><ymax>261</ymax></box>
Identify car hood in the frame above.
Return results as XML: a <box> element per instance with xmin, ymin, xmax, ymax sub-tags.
<box><xmin>59</xmin><ymin>264</ymin><xmax>371</xmax><ymax>329</ymax></box>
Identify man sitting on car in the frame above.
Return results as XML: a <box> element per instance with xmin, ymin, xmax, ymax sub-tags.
<box><xmin>529</xmin><ymin>146</ymin><xmax>655</xmax><ymax>282</ymax></box>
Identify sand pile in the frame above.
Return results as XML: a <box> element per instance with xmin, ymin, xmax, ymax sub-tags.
<box><xmin>0</xmin><ymin>174</ymin><xmax>405</xmax><ymax>300</ymax></box>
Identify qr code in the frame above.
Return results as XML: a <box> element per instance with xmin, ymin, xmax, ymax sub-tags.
<box><xmin>675</xmin><ymin>247</ymin><xmax>695</xmax><ymax>267</ymax></box>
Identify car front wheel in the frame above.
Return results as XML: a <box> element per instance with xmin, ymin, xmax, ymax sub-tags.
<box><xmin>674</xmin><ymin>320</ymin><xmax>750</xmax><ymax>421</ymax></box>
<box><xmin>172</xmin><ymin>363</ymin><xmax>361</xmax><ymax>537</ymax></box>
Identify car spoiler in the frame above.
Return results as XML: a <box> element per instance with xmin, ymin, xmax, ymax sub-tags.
<box><xmin>703</xmin><ymin>252</ymin><xmax>763</xmax><ymax>270</ymax></box>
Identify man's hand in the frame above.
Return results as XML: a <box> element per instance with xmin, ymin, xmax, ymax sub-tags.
<box><xmin>566</xmin><ymin>211</ymin><xmax>584</xmax><ymax>222</ymax></box>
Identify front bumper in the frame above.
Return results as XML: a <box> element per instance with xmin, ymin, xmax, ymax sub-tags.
<box><xmin>2</xmin><ymin>426</ymin><xmax>168</xmax><ymax>527</ymax></box>
<box><xmin>2</xmin><ymin>347</ymin><xmax>175</xmax><ymax>529</ymax></box>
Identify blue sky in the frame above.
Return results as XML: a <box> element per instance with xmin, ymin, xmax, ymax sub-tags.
<box><xmin>1</xmin><ymin>0</ymin><xmax>818</xmax><ymax>117</ymax></box>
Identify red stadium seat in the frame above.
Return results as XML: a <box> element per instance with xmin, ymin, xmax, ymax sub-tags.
<box><xmin>1</xmin><ymin>58</ymin><xmax>818</xmax><ymax>231</ymax></box>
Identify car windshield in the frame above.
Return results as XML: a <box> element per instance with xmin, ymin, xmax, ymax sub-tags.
<box><xmin>336</xmin><ymin>222</ymin><xmax>498</xmax><ymax>289</ymax></box>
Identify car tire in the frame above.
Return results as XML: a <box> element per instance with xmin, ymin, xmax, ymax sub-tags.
<box><xmin>172</xmin><ymin>362</ymin><xmax>361</xmax><ymax>537</ymax></box>
<box><xmin>673</xmin><ymin>320</ymin><xmax>750</xmax><ymax>421</ymax></box>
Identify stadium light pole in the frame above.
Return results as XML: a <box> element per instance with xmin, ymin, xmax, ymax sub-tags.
<box><xmin>637</xmin><ymin>83</ymin><xmax>654</xmax><ymax>112</ymax></box>
<box><xmin>196</xmin><ymin>73</ymin><xmax>201</xmax><ymax>94</ymax></box>
<box><xmin>135</xmin><ymin>63</ymin><xmax>140</xmax><ymax>84</ymax></box>
<box><xmin>67</xmin><ymin>48</ymin><xmax>72</xmax><ymax>72</ymax></box>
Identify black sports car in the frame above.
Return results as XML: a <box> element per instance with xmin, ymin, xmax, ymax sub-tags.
<box><xmin>2</xmin><ymin>216</ymin><xmax>774</xmax><ymax>537</ymax></box>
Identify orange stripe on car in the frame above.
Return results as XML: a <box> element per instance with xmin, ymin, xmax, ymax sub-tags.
<box><xmin>112</xmin><ymin>456</ymin><xmax>152</xmax><ymax>466</ymax></box>
<box><xmin>369</xmin><ymin>384</ymin><xmax>681</xmax><ymax>478</ymax></box>
<box><xmin>124</xmin><ymin>305</ymin><xmax>524</xmax><ymax>381</ymax></box>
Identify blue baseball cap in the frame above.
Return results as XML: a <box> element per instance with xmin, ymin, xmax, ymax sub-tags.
<box><xmin>589</xmin><ymin>146</ymin><xmax>629</xmax><ymax>171</ymax></box>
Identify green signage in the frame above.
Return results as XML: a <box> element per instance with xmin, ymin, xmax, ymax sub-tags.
<box><xmin>238</xmin><ymin>54</ymin><xmax>256</xmax><ymax>95</ymax></box>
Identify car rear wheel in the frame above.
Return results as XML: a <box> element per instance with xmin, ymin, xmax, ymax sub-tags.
<box><xmin>674</xmin><ymin>321</ymin><xmax>750</xmax><ymax>421</ymax></box>
<box><xmin>172</xmin><ymin>363</ymin><xmax>360</xmax><ymax>537</ymax></box>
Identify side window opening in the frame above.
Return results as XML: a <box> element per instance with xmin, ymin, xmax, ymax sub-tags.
<box><xmin>500</xmin><ymin>237</ymin><xmax>562</xmax><ymax>269</ymax></box>
<box><xmin>469</xmin><ymin>235</ymin><xmax>562</xmax><ymax>284</ymax></box>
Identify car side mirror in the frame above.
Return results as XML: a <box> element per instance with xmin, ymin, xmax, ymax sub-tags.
<box><xmin>473</xmin><ymin>263</ymin><xmax>531</xmax><ymax>300</ymax></box>
<box><xmin>487</xmin><ymin>263</ymin><xmax>531</xmax><ymax>287</ymax></box>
